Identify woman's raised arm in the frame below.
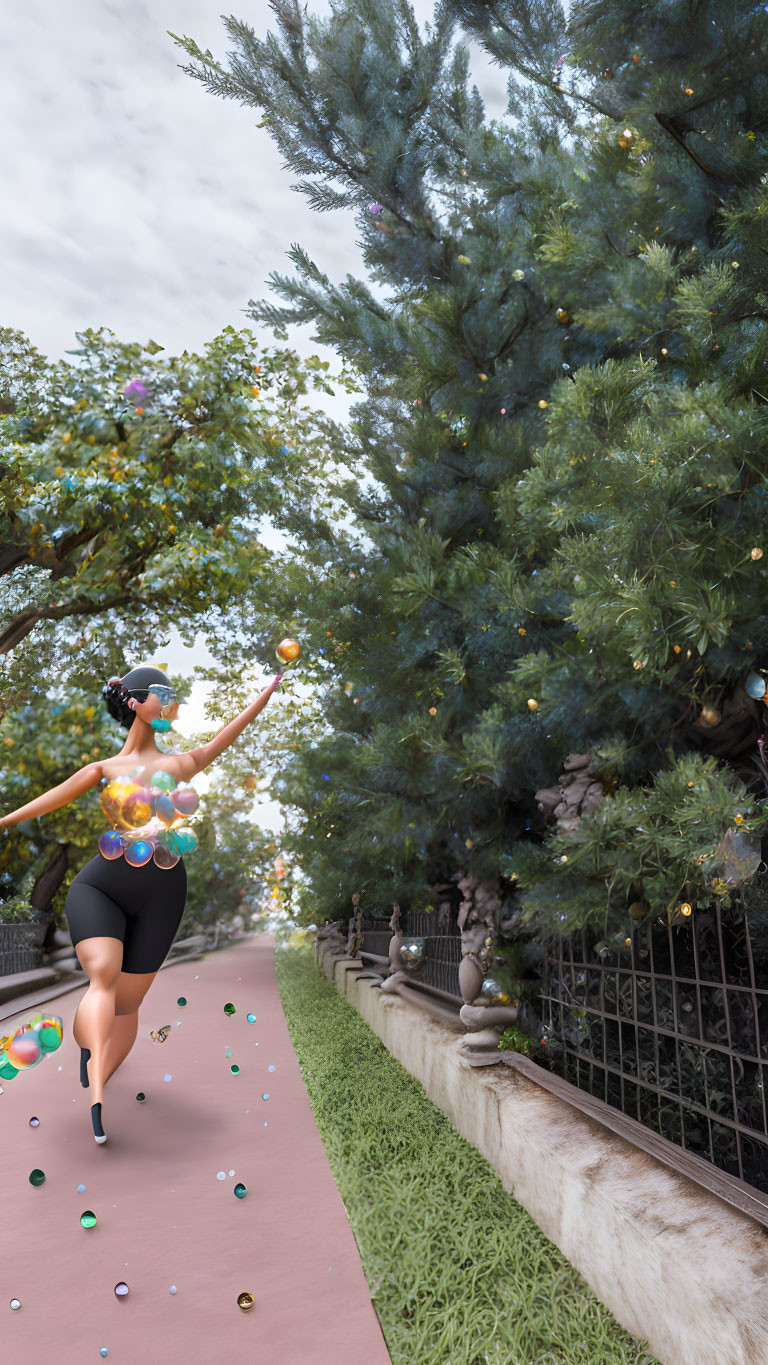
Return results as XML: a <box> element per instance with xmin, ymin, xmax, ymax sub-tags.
<box><xmin>0</xmin><ymin>761</ymin><xmax>103</xmax><ymax>829</ymax></box>
<box><xmin>187</xmin><ymin>675</ymin><xmax>282</xmax><ymax>776</ymax></box>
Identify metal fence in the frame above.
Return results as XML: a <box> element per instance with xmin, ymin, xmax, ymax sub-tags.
<box><xmin>540</xmin><ymin>903</ymin><xmax>768</xmax><ymax>1195</ymax></box>
<box><xmin>360</xmin><ymin>897</ymin><xmax>768</xmax><ymax>1199</ymax></box>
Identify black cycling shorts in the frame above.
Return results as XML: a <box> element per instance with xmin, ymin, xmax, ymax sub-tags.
<box><xmin>64</xmin><ymin>853</ymin><xmax>187</xmax><ymax>975</ymax></box>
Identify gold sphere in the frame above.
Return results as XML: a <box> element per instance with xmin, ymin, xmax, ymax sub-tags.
<box><xmin>751</xmin><ymin>547</ymin><xmax>763</xmax><ymax>561</ymax></box>
<box><xmin>680</xmin><ymin>902</ymin><xmax>693</xmax><ymax>917</ymax></box>
<box><xmin>537</xmin><ymin>399</ymin><xmax>548</xmax><ymax>410</ymax></box>
<box><xmin>556</xmin><ymin>308</ymin><xmax>571</xmax><ymax>325</ymax></box>
<box><xmin>527</xmin><ymin>698</ymin><xmax>539</xmax><ymax>711</ymax></box>
<box><xmin>628</xmin><ymin>901</ymin><xmax>648</xmax><ymax>919</ymax></box>
<box><xmin>699</xmin><ymin>704</ymin><xmax>721</xmax><ymax>727</ymax></box>
<box><xmin>276</xmin><ymin>638</ymin><xmax>300</xmax><ymax>662</ymax></box>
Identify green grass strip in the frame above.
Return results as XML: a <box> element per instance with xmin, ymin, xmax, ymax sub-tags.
<box><xmin>275</xmin><ymin>945</ymin><xmax>661</xmax><ymax>1365</ymax></box>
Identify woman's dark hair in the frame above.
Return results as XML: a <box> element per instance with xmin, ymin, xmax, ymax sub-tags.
<box><xmin>102</xmin><ymin>666</ymin><xmax>173</xmax><ymax>732</ymax></box>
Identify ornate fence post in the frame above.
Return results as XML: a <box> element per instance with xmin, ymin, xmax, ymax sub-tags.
<box><xmin>380</xmin><ymin>901</ymin><xmax>408</xmax><ymax>993</ymax></box>
<box><xmin>456</xmin><ymin>876</ymin><xmax>519</xmax><ymax>1066</ymax></box>
<box><xmin>347</xmin><ymin>891</ymin><xmax>363</xmax><ymax>958</ymax></box>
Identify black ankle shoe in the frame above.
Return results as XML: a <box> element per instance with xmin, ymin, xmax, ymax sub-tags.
<box><xmin>80</xmin><ymin>1047</ymin><xmax>90</xmax><ymax>1088</ymax></box>
<box><xmin>91</xmin><ymin>1102</ymin><xmax>106</xmax><ymax>1145</ymax></box>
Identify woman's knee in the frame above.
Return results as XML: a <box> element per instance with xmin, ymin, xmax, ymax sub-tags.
<box><xmin>75</xmin><ymin>936</ymin><xmax>123</xmax><ymax>986</ymax></box>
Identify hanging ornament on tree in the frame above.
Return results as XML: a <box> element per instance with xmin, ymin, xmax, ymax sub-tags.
<box><xmin>698</xmin><ymin>704</ymin><xmax>721</xmax><ymax>727</ymax></box>
<box><xmin>617</xmin><ymin>128</ymin><xmax>634</xmax><ymax>148</ymax></box>
<box><xmin>745</xmin><ymin>672</ymin><xmax>767</xmax><ymax>700</ymax></box>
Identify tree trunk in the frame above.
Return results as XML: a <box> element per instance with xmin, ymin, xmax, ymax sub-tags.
<box><xmin>31</xmin><ymin>843</ymin><xmax>71</xmax><ymax>950</ymax></box>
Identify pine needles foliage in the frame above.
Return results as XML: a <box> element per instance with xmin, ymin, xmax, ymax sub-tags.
<box><xmin>174</xmin><ymin>0</ymin><xmax>768</xmax><ymax>948</ymax></box>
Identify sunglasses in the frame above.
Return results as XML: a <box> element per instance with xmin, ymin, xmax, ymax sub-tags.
<box><xmin>124</xmin><ymin>685</ymin><xmax>178</xmax><ymax>705</ymax></box>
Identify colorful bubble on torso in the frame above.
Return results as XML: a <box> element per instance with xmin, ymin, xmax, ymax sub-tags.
<box><xmin>98</xmin><ymin>770</ymin><xmax>200</xmax><ymax>869</ymax></box>
<box><xmin>0</xmin><ymin>1014</ymin><xmax>63</xmax><ymax>1080</ymax></box>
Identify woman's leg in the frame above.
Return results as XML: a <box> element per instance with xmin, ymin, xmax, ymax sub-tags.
<box><xmin>72</xmin><ymin>936</ymin><xmax>124</xmax><ymax>1106</ymax></box>
<box><xmin>101</xmin><ymin>970</ymin><xmax>158</xmax><ymax>1084</ymax></box>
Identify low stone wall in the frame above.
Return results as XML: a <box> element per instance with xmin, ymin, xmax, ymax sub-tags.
<box><xmin>317</xmin><ymin>941</ymin><xmax>768</xmax><ymax>1365</ymax></box>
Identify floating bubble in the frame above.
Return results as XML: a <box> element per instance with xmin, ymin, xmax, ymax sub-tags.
<box><xmin>237</xmin><ymin>1292</ymin><xmax>255</xmax><ymax>1312</ymax></box>
<box><xmin>28</xmin><ymin>1169</ymin><xmax>45</xmax><ymax>1186</ymax></box>
<box><xmin>163</xmin><ymin>1074</ymin><xmax>172</xmax><ymax>1082</ymax></box>
<box><xmin>247</xmin><ymin>1014</ymin><xmax>257</xmax><ymax>1023</ymax></box>
<box><xmin>7</xmin><ymin>1032</ymin><xmax>42</xmax><ymax>1071</ymax></box>
<box><xmin>29</xmin><ymin>1116</ymin><xmax>39</xmax><ymax>1127</ymax></box>
<box><xmin>224</xmin><ymin>1003</ymin><xmax>236</xmax><ymax>1015</ymax></box>
<box><xmin>234</xmin><ymin>1183</ymin><xmax>247</xmax><ymax>1199</ymax></box>
<box><xmin>267</xmin><ymin>1065</ymin><xmax>276</xmax><ymax>1073</ymax></box>
<box><xmin>177</xmin><ymin>997</ymin><xmax>187</xmax><ymax>1007</ymax></box>
<box><xmin>136</xmin><ymin>1093</ymin><xmax>146</xmax><ymax>1103</ymax></box>
<box><xmin>80</xmin><ymin>1210</ymin><xmax>97</xmax><ymax>1228</ymax></box>
<box><xmin>194</xmin><ymin>975</ymin><xmax>199</xmax><ymax>980</ymax></box>
<box><xmin>216</xmin><ymin>1172</ymin><xmax>226</xmax><ymax>1181</ymax></box>
<box><xmin>261</xmin><ymin>1093</ymin><xmax>269</xmax><ymax>1101</ymax></box>
<box><xmin>114</xmin><ymin>1283</ymin><xmax>129</xmax><ymax>1298</ymax></box>
<box><xmin>228</xmin><ymin>1169</ymin><xmax>235</xmax><ymax>1177</ymax></box>
<box><xmin>169</xmin><ymin>1286</ymin><xmax>177</xmax><ymax>1295</ymax></box>
<box><xmin>231</xmin><ymin>1065</ymin><xmax>240</xmax><ymax>1075</ymax></box>
<box><xmin>226</xmin><ymin>1049</ymin><xmax>232</xmax><ymax>1058</ymax></box>
<box><xmin>10</xmin><ymin>1299</ymin><xmax>21</xmax><ymax>1311</ymax></box>
<box><xmin>77</xmin><ymin>1184</ymin><xmax>86</xmax><ymax>1193</ymax></box>
<box><xmin>100</xmin><ymin>1350</ymin><xmax>109</xmax><ymax>1359</ymax></box>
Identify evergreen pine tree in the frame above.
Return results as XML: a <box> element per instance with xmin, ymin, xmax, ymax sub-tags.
<box><xmin>173</xmin><ymin>1</ymin><xmax>768</xmax><ymax>946</ymax></box>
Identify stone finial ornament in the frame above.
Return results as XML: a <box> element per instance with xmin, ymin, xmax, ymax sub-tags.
<box><xmin>454</xmin><ymin>871</ymin><xmax>519</xmax><ymax>1065</ymax></box>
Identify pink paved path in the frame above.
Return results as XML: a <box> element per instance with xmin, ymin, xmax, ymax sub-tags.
<box><xmin>1</xmin><ymin>934</ymin><xmax>391</xmax><ymax>1365</ymax></box>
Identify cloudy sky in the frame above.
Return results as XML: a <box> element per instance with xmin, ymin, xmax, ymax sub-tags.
<box><xmin>3</xmin><ymin>0</ymin><xmax>508</xmax><ymax>829</ymax></box>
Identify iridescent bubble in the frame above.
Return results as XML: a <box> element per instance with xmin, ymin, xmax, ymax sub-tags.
<box><xmin>163</xmin><ymin>1074</ymin><xmax>172</xmax><ymax>1082</ymax></box>
<box><xmin>124</xmin><ymin>839</ymin><xmax>154</xmax><ymax>867</ymax></box>
<box><xmin>151</xmin><ymin>770</ymin><xmax>177</xmax><ymax>793</ymax></box>
<box><xmin>224</xmin><ymin>1003</ymin><xmax>236</xmax><ymax>1015</ymax></box>
<box><xmin>234</xmin><ymin>1183</ymin><xmax>247</xmax><ymax>1199</ymax></box>
<box><xmin>171</xmin><ymin>787</ymin><xmax>199</xmax><ymax>817</ymax></box>
<box><xmin>10</xmin><ymin>1299</ymin><xmax>21</xmax><ymax>1311</ymax></box>
<box><xmin>226</xmin><ymin>1049</ymin><xmax>232</xmax><ymax>1058</ymax></box>
<box><xmin>267</xmin><ymin>1065</ymin><xmax>275</xmax><ymax>1073</ymax></box>
<box><xmin>136</xmin><ymin>1093</ymin><xmax>146</xmax><ymax>1103</ymax></box>
<box><xmin>80</xmin><ymin>1210</ymin><xmax>97</xmax><ymax>1228</ymax></box>
<box><xmin>77</xmin><ymin>1184</ymin><xmax>86</xmax><ymax>1193</ymax></box>
<box><xmin>114</xmin><ymin>1283</ymin><xmax>129</xmax><ymax>1298</ymax></box>
<box><xmin>99</xmin><ymin>830</ymin><xmax>124</xmax><ymax>860</ymax></box>
<box><xmin>261</xmin><ymin>1093</ymin><xmax>269</xmax><ymax>1101</ymax></box>
<box><xmin>231</xmin><ymin>1065</ymin><xmax>240</xmax><ymax>1075</ymax></box>
<box><xmin>100</xmin><ymin>1350</ymin><xmax>108</xmax><ymax>1359</ymax></box>
<box><xmin>228</xmin><ymin>1169</ymin><xmax>235</xmax><ymax>1177</ymax></box>
<box><xmin>169</xmin><ymin>1286</ymin><xmax>177</xmax><ymax>1295</ymax></box>
<box><xmin>29</xmin><ymin>1169</ymin><xmax>45</xmax><ymax>1186</ymax></box>
<box><xmin>216</xmin><ymin>1171</ymin><xmax>226</xmax><ymax>1181</ymax></box>
<box><xmin>153</xmin><ymin>842</ymin><xmax>180</xmax><ymax>869</ymax></box>
<box><xmin>177</xmin><ymin>997</ymin><xmax>187</xmax><ymax>1007</ymax></box>
<box><xmin>246</xmin><ymin>1014</ymin><xmax>257</xmax><ymax>1023</ymax></box>
<box><xmin>194</xmin><ymin>975</ymin><xmax>199</xmax><ymax>980</ymax></box>
<box><xmin>29</xmin><ymin>1116</ymin><xmax>40</xmax><ymax>1127</ymax></box>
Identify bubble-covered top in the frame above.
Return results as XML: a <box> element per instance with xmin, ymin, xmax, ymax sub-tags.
<box><xmin>98</xmin><ymin>767</ymin><xmax>200</xmax><ymax>870</ymax></box>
